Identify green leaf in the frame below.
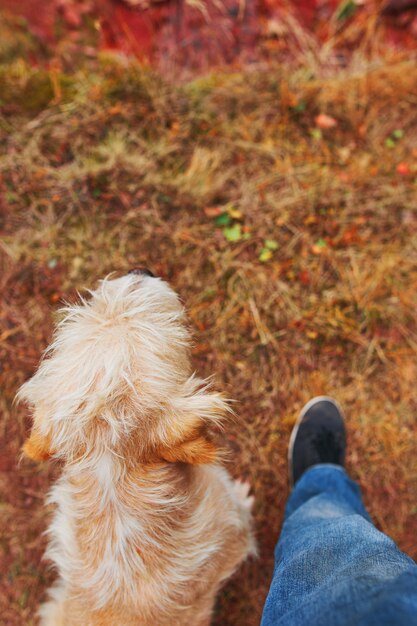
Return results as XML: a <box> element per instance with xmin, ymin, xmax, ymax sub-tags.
<box><xmin>201</xmin><ymin>287</ymin><xmax>216</xmax><ymax>300</ymax></box>
<box><xmin>310</xmin><ymin>128</ymin><xmax>322</xmax><ymax>141</ymax></box>
<box><xmin>294</xmin><ymin>101</ymin><xmax>306</xmax><ymax>112</ymax></box>
<box><xmin>336</xmin><ymin>0</ymin><xmax>357</xmax><ymax>21</ymax></box>
<box><xmin>315</xmin><ymin>238</ymin><xmax>327</xmax><ymax>249</ymax></box>
<box><xmin>223</xmin><ymin>224</ymin><xmax>242</xmax><ymax>242</ymax></box>
<box><xmin>392</xmin><ymin>129</ymin><xmax>404</xmax><ymax>140</ymax></box>
<box><xmin>18</xmin><ymin>589</ymin><xmax>29</xmax><ymax>608</ymax></box>
<box><xmin>215</xmin><ymin>212</ymin><xmax>231</xmax><ymax>226</ymax></box>
<box><xmin>264</xmin><ymin>239</ymin><xmax>279</xmax><ymax>251</ymax></box>
<box><xmin>259</xmin><ymin>248</ymin><xmax>273</xmax><ymax>262</ymax></box>
<box><xmin>385</xmin><ymin>137</ymin><xmax>395</xmax><ymax>149</ymax></box>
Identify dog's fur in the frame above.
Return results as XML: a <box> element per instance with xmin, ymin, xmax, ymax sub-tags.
<box><xmin>19</xmin><ymin>274</ymin><xmax>255</xmax><ymax>626</ymax></box>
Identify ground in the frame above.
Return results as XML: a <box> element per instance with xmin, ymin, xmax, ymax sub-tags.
<box><xmin>1</xmin><ymin>8</ymin><xmax>417</xmax><ymax>626</ymax></box>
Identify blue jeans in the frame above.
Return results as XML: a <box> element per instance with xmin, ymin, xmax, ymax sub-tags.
<box><xmin>261</xmin><ymin>465</ymin><xmax>417</xmax><ymax>626</ymax></box>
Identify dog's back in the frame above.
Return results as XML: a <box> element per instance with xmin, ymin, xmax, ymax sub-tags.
<box><xmin>19</xmin><ymin>273</ymin><xmax>255</xmax><ymax>625</ymax></box>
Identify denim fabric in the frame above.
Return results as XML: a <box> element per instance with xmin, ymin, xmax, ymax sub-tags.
<box><xmin>261</xmin><ymin>465</ymin><xmax>417</xmax><ymax>626</ymax></box>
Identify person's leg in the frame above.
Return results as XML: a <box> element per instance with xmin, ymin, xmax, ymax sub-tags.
<box><xmin>261</xmin><ymin>398</ymin><xmax>417</xmax><ymax>626</ymax></box>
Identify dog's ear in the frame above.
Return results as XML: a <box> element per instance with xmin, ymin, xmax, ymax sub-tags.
<box><xmin>160</xmin><ymin>432</ymin><xmax>217</xmax><ymax>465</ymax></box>
<box><xmin>157</xmin><ymin>384</ymin><xmax>229</xmax><ymax>465</ymax></box>
<box><xmin>22</xmin><ymin>429</ymin><xmax>52</xmax><ymax>462</ymax></box>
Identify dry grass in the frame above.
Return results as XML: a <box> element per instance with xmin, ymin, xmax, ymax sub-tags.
<box><xmin>1</xmin><ymin>17</ymin><xmax>417</xmax><ymax>626</ymax></box>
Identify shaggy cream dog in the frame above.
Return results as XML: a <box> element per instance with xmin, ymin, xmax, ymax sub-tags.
<box><xmin>19</xmin><ymin>271</ymin><xmax>255</xmax><ymax>626</ymax></box>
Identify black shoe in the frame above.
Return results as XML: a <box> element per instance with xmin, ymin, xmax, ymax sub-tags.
<box><xmin>288</xmin><ymin>396</ymin><xmax>346</xmax><ymax>488</ymax></box>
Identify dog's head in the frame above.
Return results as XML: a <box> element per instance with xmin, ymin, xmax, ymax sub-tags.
<box><xmin>18</xmin><ymin>272</ymin><xmax>227</xmax><ymax>466</ymax></box>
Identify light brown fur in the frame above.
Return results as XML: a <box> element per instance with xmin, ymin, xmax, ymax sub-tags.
<box><xmin>19</xmin><ymin>274</ymin><xmax>255</xmax><ymax>626</ymax></box>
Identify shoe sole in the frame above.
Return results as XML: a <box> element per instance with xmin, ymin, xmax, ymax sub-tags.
<box><xmin>288</xmin><ymin>396</ymin><xmax>345</xmax><ymax>487</ymax></box>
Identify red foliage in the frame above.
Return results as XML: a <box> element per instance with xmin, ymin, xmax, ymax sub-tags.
<box><xmin>1</xmin><ymin>0</ymin><xmax>417</xmax><ymax>68</ymax></box>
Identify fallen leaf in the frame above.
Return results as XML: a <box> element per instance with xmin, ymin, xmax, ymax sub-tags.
<box><xmin>204</xmin><ymin>206</ymin><xmax>223</xmax><ymax>217</ymax></box>
<box><xmin>108</xmin><ymin>104</ymin><xmax>123</xmax><ymax>115</ymax></box>
<box><xmin>223</xmin><ymin>224</ymin><xmax>242</xmax><ymax>242</ymax></box>
<box><xmin>339</xmin><ymin>225</ymin><xmax>358</xmax><ymax>245</ymax></box>
<box><xmin>228</xmin><ymin>208</ymin><xmax>243</xmax><ymax>219</ymax></box>
<box><xmin>299</xmin><ymin>269</ymin><xmax>310</xmax><ymax>285</ymax></box>
<box><xmin>170</xmin><ymin>121</ymin><xmax>180</xmax><ymax>134</ymax></box>
<box><xmin>264</xmin><ymin>239</ymin><xmax>279</xmax><ymax>251</ymax></box>
<box><xmin>215</xmin><ymin>212</ymin><xmax>231</xmax><ymax>226</ymax></box>
<box><xmin>312</xmin><ymin>238</ymin><xmax>327</xmax><ymax>255</ymax></box>
<box><xmin>259</xmin><ymin>248</ymin><xmax>273</xmax><ymax>262</ymax></box>
<box><xmin>310</xmin><ymin>128</ymin><xmax>322</xmax><ymax>140</ymax></box>
<box><xmin>304</xmin><ymin>215</ymin><xmax>318</xmax><ymax>225</ymax></box>
<box><xmin>315</xmin><ymin>114</ymin><xmax>338</xmax><ymax>129</ymax></box>
<box><xmin>396</xmin><ymin>162</ymin><xmax>410</xmax><ymax>176</ymax></box>
<box><xmin>294</xmin><ymin>101</ymin><xmax>306</xmax><ymax>112</ymax></box>
<box><xmin>358</xmin><ymin>124</ymin><xmax>367</xmax><ymax>137</ymax></box>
